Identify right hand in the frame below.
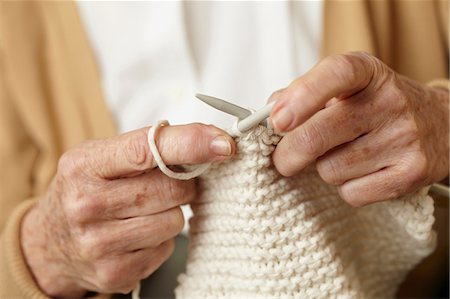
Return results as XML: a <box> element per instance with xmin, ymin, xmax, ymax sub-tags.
<box><xmin>20</xmin><ymin>123</ymin><xmax>235</xmax><ymax>297</ymax></box>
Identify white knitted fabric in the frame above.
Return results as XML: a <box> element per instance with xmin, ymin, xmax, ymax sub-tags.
<box><xmin>175</xmin><ymin>126</ymin><xmax>436</xmax><ymax>298</ymax></box>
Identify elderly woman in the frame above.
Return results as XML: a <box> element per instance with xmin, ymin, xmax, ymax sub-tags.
<box><xmin>0</xmin><ymin>1</ymin><xmax>448</xmax><ymax>298</ymax></box>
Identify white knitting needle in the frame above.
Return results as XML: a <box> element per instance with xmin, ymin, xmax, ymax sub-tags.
<box><xmin>430</xmin><ymin>183</ymin><xmax>449</xmax><ymax>198</ymax></box>
<box><xmin>196</xmin><ymin>93</ymin><xmax>274</xmax><ymax>131</ymax></box>
<box><xmin>196</xmin><ymin>94</ymin><xmax>252</xmax><ymax>120</ymax></box>
<box><xmin>237</xmin><ymin>101</ymin><xmax>275</xmax><ymax>132</ymax></box>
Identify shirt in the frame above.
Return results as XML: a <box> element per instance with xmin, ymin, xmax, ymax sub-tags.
<box><xmin>76</xmin><ymin>1</ymin><xmax>323</xmax><ymax>132</ymax></box>
<box><xmin>76</xmin><ymin>0</ymin><xmax>323</xmax><ymax>232</ymax></box>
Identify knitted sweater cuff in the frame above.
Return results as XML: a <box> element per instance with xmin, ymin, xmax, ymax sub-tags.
<box><xmin>427</xmin><ymin>78</ymin><xmax>450</xmax><ymax>91</ymax></box>
<box><xmin>0</xmin><ymin>198</ymin><xmax>48</xmax><ymax>298</ymax></box>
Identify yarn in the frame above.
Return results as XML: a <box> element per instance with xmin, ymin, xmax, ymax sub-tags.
<box><xmin>137</xmin><ymin>122</ymin><xmax>436</xmax><ymax>298</ymax></box>
<box><xmin>174</xmin><ymin>125</ymin><xmax>436</xmax><ymax>298</ymax></box>
<box><xmin>147</xmin><ymin>120</ymin><xmax>211</xmax><ymax>180</ymax></box>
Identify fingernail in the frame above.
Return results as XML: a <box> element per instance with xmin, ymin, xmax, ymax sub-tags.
<box><xmin>210</xmin><ymin>136</ymin><xmax>232</xmax><ymax>156</ymax></box>
<box><xmin>272</xmin><ymin>106</ymin><xmax>294</xmax><ymax>131</ymax></box>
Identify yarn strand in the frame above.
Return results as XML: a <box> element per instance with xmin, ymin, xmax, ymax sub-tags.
<box><xmin>147</xmin><ymin>120</ymin><xmax>211</xmax><ymax>180</ymax></box>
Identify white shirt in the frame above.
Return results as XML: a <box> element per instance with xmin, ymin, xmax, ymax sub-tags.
<box><xmin>76</xmin><ymin>1</ymin><xmax>323</xmax><ymax>232</ymax></box>
<box><xmin>76</xmin><ymin>1</ymin><xmax>323</xmax><ymax>132</ymax></box>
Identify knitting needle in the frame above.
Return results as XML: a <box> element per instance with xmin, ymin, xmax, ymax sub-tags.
<box><xmin>430</xmin><ymin>183</ymin><xmax>449</xmax><ymax>198</ymax></box>
<box><xmin>236</xmin><ymin>101</ymin><xmax>275</xmax><ymax>132</ymax></box>
<box><xmin>196</xmin><ymin>93</ymin><xmax>273</xmax><ymax>131</ymax></box>
<box><xmin>196</xmin><ymin>94</ymin><xmax>252</xmax><ymax>120</ymax></box>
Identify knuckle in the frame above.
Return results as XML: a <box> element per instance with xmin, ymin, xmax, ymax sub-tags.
<box><xmin>58</xmin><ymin>149</ymin><xmax>86</xmax><ymax>177</ymax></box>
<box><xmin>165</xmin><ymin>123</ymin><xmax>208</xmax><ymax>163</ymax></box>
<box><xmin>374</xmin><ymin>174</ymin><xmax>403</xmax><ymax>200</ymax></box>
<box><xmin>164</xmin><ymin>238</ymin><xmax>176</xmax><ymax>255</ymax></box>
<box><xmin>386</xmin><ymin>81</ymin><xmax>409</xmax><ymax>114</ymax></box>
<box><xmin>96</xmin><ymin>262</ymin><xmax>130</xmax><ymax>292</ymax></box>
<box><xmin>159</xmin><ymin>239</ymin><xmax>176</xmax><ymax>261</ymax></box>
<box><xmin>173</xmin><ymin>208</ymin><xmax>185</xmax><ymax>233</ymax></box>
<box><xmin>297</xmin><ymin>78</ymin><xmax>319</xmax><ymax>103</ymax></box>
<box><xmin>272</xmin><ymin>148</ymin><xmax>296</xmax><ymax>177</ymax></box>
<box><xmin>141</xmin><ymin>240</ymin><xmax>175</xmax><ymax>278</ymax></box>
<box><xmin>328</xmin><ymin>52</ymin><xmax>377</xmax><ymax>90</ymax></box>
<box><xmin>68</xmin><ymin>196</ymin><xmax>104</xmax><ymax>225</ymax></box>
<box><xmin>76</xmin><ymin>233</ymin><xmax>97</xmax><ymax>260</ymax></box>
<box><xmin>329</xmin><ymin>54</ymin><xmax>359</xmax><ymax>85</ymax></box>
<box><xmin>338</xmin><ymin>184</ymin><xmax>362</xmax><ymax>207</ymax></box>
<box><xmin>124</xmin><ymin>130</ymin><xmax>152</xmax><ymax>171</ymax></box>
<box><xmin>293</xmin><ymin>124</ymin><xmax>325</xmax><ymax>158</ymax></box>
<box><xmin>183</xmin><ymin>123</ymin><xmax>205</xmax><ymax>143</ymax></box>
<box><xmin>77</xmin><ymin>232</ymin><xmax>110</xmax><ymax>260</ymax></box>
<box><xmin>183</xmin><ymin>123</ymin><xmax>207</xmax><ymax>154</ymax></box>
<box><xmin>316</xmin><ymin>158</ymin><xmax>343</xmax><ymax>185</ymax></box>
<box><xmin>65</xmin><ymin>198</ymin><xmax>91</xmax><ymax>225</ymax></box>
<box><xmin>399</xmin><ymin>152</ymin><xmax>429</xmax><ymax>191</ymax></box>
<box><xmin>186</xmin><ymin>123</ymin><xmax>230</xmax><ymax>162</ymax></box>
<box><xmin>165</xmin><ymin>207</ymin><xmax>185</xmax><ymax>235</ymax></box>
<box><xmin>165</xmin><ymin>179</ymin><xmax>195</xmax><ymax>203</ymax></box>
<box><xmin>158</xmin><ymin>239</ymin><xmax>176</xmax><ymax>264</ymax></box>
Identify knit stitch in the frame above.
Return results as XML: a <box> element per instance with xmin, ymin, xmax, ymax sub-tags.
<box><xmin>175</xmin><ymin>126</ymin><xmax>436</xmax><ymax>298</ymax></box>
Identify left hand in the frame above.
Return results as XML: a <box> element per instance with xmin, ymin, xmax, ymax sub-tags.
<box><xmin>269</xmin><ymin>52</ymin><xmax>449</xmax><ymax>206</ymax></box>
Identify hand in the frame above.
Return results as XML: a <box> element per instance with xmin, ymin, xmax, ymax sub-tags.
<box><xmin>20</xmin><ymin>124</ymin><xmax>235</xmax><ymax>297</ymax></box>
<box><xmin>270</xmin><ymin>52</ymin><xmax>449</xmax><ymax>206</ymax></box>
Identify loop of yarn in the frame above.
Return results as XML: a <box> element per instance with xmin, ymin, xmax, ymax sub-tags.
<box><xmin>131</xmin><ymin>283</ymin><xmax>140</xmax><ymax>299</ymax></box>
<box><xmin>147</xmin><ymin>120</ymin><xmax>211</xmax><ymax>180</ymax></box>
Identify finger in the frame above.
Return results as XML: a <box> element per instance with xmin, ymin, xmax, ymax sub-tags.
<box><xmin>337</xmin><ymin>166</ymin><xmax>413</xmax><ymax>206</ymax></box>
<box><xmin>316</xmin><ymin>114</ymin><xmax>428</xmax><ymax>186</ymax></box>
<box><xmin>315</xmin><ymin>130</ymin><xmax>392</xmax><ymax>185</ymax></box>
<box><xmin>269</xmin><ymin>52</ymin><xmax>383</xmax><ymax>132</ymax></box>
<box><xmin>120</xmin><ymin>207</ymin><xmax>184</xmax><ymax>252</ymax></box>
<box><xmin>67</xmin><ymin>170</ymin><xmax>196</xmax><ymax>222</ymax></box>
<box><xmin>88</xmin><ymin>207</ymin><xmax>184</xmax><ymax>255</ymax></box>
<box><xmin>107</xmin><ymin>170</ymin><xmax>196</xmax><ymax>220</ymax></box>
<box><xmin>134</xmin><ymin>238</ymin><xmax>175</xmax><ymax>280</ymax></box>
<box><xmin>273</xmin><ymin>98</ymin><xmax>376</xmax><ymax>176</ymax></box>
<box><xmin>81</xmin><ymin>123</ymin><xmax>235</xmax><ymax>178</ymax></box>
<box><xmin>92</xmin><ymin>239</ymin><xmax>174</xmax><ymax>294</ymax></box>
<box><xmin>109</xmin><ymin>170</ymin><xmax>196</xmax><ymax>219</ymax></box>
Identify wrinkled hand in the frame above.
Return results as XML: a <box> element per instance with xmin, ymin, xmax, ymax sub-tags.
<box><xmin>270</xmin><ymin>52</ymin><xmax>449</xmax><ymax>206</ymax></box>
<box><xmin>21</xmin><ymin>124</ymin><xmax>235</xmax><ymax>297</ymax></box>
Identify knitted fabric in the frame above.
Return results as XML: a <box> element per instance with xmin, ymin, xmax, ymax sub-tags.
<box><xmin>175</xmin><ymin>126</ymin><xmax>436</xmax><ymax>298</ymax></box>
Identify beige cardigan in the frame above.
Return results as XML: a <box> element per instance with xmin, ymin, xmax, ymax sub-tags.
<box><xmin>0</xmin><ymin>1</ymin><xmax>448</xmax><ymax>298</ymax></box>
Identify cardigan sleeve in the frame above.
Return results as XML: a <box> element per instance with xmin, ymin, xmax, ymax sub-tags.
<box><xmin>428</xmin><ymin>79</ymin><xmax>450</xmax><ymax>91</ymax></box>
<box><xmin>0</xmin><ymin>199</ymin><xmax>49</xmax><ymax>298</ymax></box>
<box><xmin>0</xmin><ymin>32</ymin><xmax>111</xmax><ymax>299</ymax></box>
<box><xmin>0</xmin><ymin>44</ymin><xmax>50</xmax><ymax>297</ymax></box>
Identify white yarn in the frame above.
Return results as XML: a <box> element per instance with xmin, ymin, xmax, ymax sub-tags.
<box><xmin>147</xmin><ymin>120</ymin><xmax>211</xmax><ymax>180</ymax></box>
<box><xmin>175</xmin><ymin>125</ymin><xmax>436</xmax><ymax>298</ymax></box>
<box><xmin>131</xmin><ymin>283</ymin><xmax>140</xmax><ymax>299</ymax></box>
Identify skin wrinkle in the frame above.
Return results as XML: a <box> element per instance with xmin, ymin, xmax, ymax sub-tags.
<box><xmin>272</xmin><ymin>52</ymin><xmax>449</xmax><ymax>206</ymax></box>
<box><xmin>19</xmin><ymin>123</ymin><xmax>234</xmax><ymax>296</ymax></box>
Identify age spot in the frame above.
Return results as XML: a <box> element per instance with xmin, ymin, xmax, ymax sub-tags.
<box><xmin>362</xmin><ymin>147</ymin><xmax>371</xmax><ymax>155</ymax></box>
<box><xmin>134</xmin><ymin>193</ymin><xmax>147</xmax><ymax>207</ymax></box>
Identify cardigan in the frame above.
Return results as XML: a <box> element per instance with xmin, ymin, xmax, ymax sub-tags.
<box><xmin>0</xmin><ymin>1</ymin><xmax>448</xmax><ymax>297</ymax></box>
